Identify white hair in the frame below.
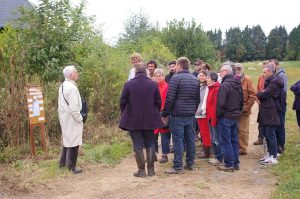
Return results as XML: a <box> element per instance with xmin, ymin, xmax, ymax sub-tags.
<box><xmin>220</xmin><ymin>64</ymin><xmax>233</xmax><ymax>74</ymax></box>
<box><xmin>63</xmin><ymin>65</ymin><xmax>76</xmax><ymax>79</ymax></box>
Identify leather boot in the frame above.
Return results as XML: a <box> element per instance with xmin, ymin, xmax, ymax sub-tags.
<box><xmin>133</xmin><ymin>150</ymin><xmax>146</xmax><ymax>177</ymax></box>
<box><xmin>146</xmin><ymin>147</ymin><xmax>155</xmax><ymax>176</ymax></box>
<box><xmin>199</xmin><ymin>146</ymin><xmax>210</xmax><ymax>159</ymax></box>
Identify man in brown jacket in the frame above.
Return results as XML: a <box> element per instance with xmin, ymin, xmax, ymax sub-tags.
<box><xmin>235</xmin><ymin>63</ymin><xmax>256</xmax><ymax>155</ymax></box>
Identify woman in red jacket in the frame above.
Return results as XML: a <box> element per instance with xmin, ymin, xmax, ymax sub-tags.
<box><xmin>153</xmin><ymin>69</ymin><xmax>171</xmax><ymax>163</ymax></box>
<box><xmin>206</xmin><ymin>72</ymin><xmax>223</xmax><ymax>165</ymax></box>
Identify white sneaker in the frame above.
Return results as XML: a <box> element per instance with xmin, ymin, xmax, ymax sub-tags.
<box><xmin>259</xmin><ymin>152</ymin><xmax>270</xmax><ymax>162</ymax></box>
<box><xmin>260</xmin><ymin>155</ymin><xmax>278</xmax><ymax>165</ymax></box>
<box><xmin>208</xmin><ymin>158</ymin><xmax>223</xmax><ymax>166</ymax></box>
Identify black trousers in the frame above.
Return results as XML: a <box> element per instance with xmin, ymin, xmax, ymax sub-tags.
<box><xmin>129</xmin><ymin>130</ymin><xmax>155</xmax><ymax>151</ymax></box>
<box><xmin>59</xmin><ymin>146</ymin><xmax>79</xmax><ymax>170</ymax></box>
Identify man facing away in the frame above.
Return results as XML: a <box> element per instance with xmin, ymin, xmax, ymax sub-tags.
<box><xmin>235</xmin><ymin>63</ymin><xmax>256</xmax><ymax>155</ymax></box>
<box><xmin>58</xmin><ymin>65</ymin><xmax>83</xmax><ymax>174</ymax></box>
<box><xmin>217</xmin><ymin>64</ymin><xmax>243</xmax><ymax>172</ymax></box>
<box><xmin>162</xmin><ymin>57</ymin><xmax>200</xmax><ymax>174</ymax></box>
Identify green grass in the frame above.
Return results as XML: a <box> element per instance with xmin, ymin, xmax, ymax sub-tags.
<box><xmin>82</xmin><ymin>141</ymin><xmax>132</xmax><ymax>165</ymax></box>
<box><xmin>242</xmin><ymin>61</ymin><xmax>300</xmax><ymax>199</ymax></box>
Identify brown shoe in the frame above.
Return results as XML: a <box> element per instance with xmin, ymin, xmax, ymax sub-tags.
<box><xmin>217</xmin><ymin>165</ymin><xmax>234</xmax><ymax>172</ymax></box>
<box><xmin>239</xmin><ymin>150</ymin><xmax>247</xmax><ymax>155</ymax></box>
<box><xmin>253</xmin><ymin>138</ymin><xmax>263</xmax><ymax>145</ymax></box>
<box><xmin>164</xmin><ymin>168</ymin><xmax>184</xmax><ymax>174</ymax></box>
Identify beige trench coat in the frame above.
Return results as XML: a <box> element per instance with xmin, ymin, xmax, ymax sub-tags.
<box><xmin>58</xmin><ymin>79</ymin><xmax>83</xmax><ymax>147</ymax></box>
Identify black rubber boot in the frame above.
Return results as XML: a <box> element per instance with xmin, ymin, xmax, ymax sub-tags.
<box><xmin>133</xmin><ymin>150</ymin><xmax>146</xmax><ymax>177</ymax></box>
<box><xmin>146</xmin><ymin>147</ymin><xmax>155</xmax><ymax>177</ymax></box>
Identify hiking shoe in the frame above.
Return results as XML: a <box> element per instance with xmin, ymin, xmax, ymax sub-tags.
<box><xmin>72</xmin><ymin>167</ymin><xmax>83</xmax><ymax>174</ymax></box>
<box><xmin>159</xmin><ymin>155</ymin><xmax>168</xmax><ymax>164</ymax></box>
<box><xmin>208</xmin><ymin>158</ymin><xmax>223</xmax><ymax>166</ymax></box>
<box><xmin>260</xmin><ymin>155</ymin><xmax>278</xmax><ymax>165</ymax></box>
<box><xmin>184</xmin><ymin>165</ymin><xmax>194</xmax><ymax>171</ymax></box>
<box><xmin>259</xmin><ymin>152</ymin><xmax>270</xmax><ymax>162</ymax></box>
<box><xmin>164</xmin><ymin>168</ymin><xmax>184</xmax><ymax>174</ymax></box>
<box><xmin>234</xmin><ymin>166</ymin><xmax>240</xmax><ymax>170</ymax></box>
<box><xmin>253</xmin><ymin>138</ymin><xmax>263</xmax><ymax>145</ymax></box>
<box><xmin>217</xmin><ymin>165</ymin><xmax>234</xmax><ymax>172</ymax></box>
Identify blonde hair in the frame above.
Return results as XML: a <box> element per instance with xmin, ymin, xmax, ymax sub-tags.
<box><xmin>153</xmin><ymin>68</ymin><xmax>165</xmax><ymax>77</ymax></box>
<box><xmin>130</xmin><ymin>53</ymin><xmax>143</xmax><ymax>62</ymax></box>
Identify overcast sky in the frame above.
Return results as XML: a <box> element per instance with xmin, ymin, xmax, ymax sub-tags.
<box><xmin>30</xmin><ymin>0</ymin><xmax>300</xmax><ymax>44</ymax></box>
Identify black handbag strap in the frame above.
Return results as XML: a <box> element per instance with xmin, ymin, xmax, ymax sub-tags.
<box><xmin>61</xmin><ymin>83</ymin><xmax>69</xmax><ymax>106</ymax></box>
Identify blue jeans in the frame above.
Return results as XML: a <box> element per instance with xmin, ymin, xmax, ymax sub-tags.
<box><xmin>263</xmin><ymin>125</ymin><xmax>278</xmax><ymax>158</ymax></box>
<box><xmin>170</xmin><ymin>116</ymin><xmax>196</xmax><ymax>170</ymax></box>
<box><xmin>208</xmin><ymin>120</ymin><xmax>223</xmax><ymax>162</ymax></box>
<box><xmin>276</xmin><ymin>107</ymin><xmax>286</xmax><ymax>151</ymax></box>
<box><xmin>218</xmin><ymin>118</ymin><xmax>239</xmax><ymax>168</ymax></box>
<box><xmin>161</xmin><ymin>133</ymin><xmax>171</xmax><ymax>154</ymax></box>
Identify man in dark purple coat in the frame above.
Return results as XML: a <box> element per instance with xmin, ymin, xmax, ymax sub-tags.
<box><xmin>119</xmin><ymin>63</ymin><xmax>163</xmax><ymax>177</ymax></box>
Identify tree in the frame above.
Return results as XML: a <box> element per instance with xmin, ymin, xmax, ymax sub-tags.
<box><xmin>286</xmin><ymin>24</ymin><xmax>300</xmax><ymax>60</ymax></box>
<box><xmin>161</xmin><ymin>19</ymin><xmax>216</xmax><ymax>62</ymax></box>
<box><xmin>17</xmin><ymin>0</ymin><xmax>96</xmax><ymax>82</ymax></box>
<box><xmin>266</xmin><ymin>26</ymin><xmax>288</xmax><ymax>60</ymax></box>
<box><xmin>251</xmin><ymin>25</ymin><xmax>267</xmax><ymax>60</ymax></box>
<box><xmin>207</xmin><ymin>28</ymin><xmax>222</xmax><ymax>51</ymax></box>
<box><xmin>224</xmin><ymin>27</ymin><xmax>245</xmax><ymax>62</ymax></box>
<box><xmin>120</xmin><ymin>10</ymin><xmax>154</xmax><ymax>42</ymax></box>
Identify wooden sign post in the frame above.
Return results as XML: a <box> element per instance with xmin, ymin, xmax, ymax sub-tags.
<box><xmin>26</xmin><ymin>84</ymin><xmax>47</xmax><ymax>156</ymax></box>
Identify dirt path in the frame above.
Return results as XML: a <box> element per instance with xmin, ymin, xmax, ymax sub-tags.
<box><xmin>9</xmin><ymin>103</ymin><xmax>277</xmax><ymax>199</ymax></box>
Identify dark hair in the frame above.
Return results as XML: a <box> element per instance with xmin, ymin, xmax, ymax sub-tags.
<box><xmin>207</xmin><ymin>72</ymin><xmax>218</xmax><ymax>82</ymax></box>
<box><xmin>168</xmin><ymin>61</ymin><xmax>176</xmax><ymax>66</ymax></box>
<box><xmin>177</xmin><ymin>57</ymin><xmax>190</xmax><ymax>70</ymax></box>
<box><xmin>203</xmin><ymin>63</ymin><xmax>211</xmax><ymax>71</ymax></box>
<box><xmin>147</xmin><ymin>60</ymin><xmax>158</xmax><ymax>68</ymax></box>
<box><xmin>269</xmin><ymin>59</ymin><xmax>279</xmax><ymax>66</ymax></box>
<box><xmin>199</xmin><ymin>70</ymin><xmax>208</xmax><ymax>76</ymax></box>
<box><xmin>194</xmin><ymin>59</ymin><xmax>204</xmax><ymax>66</ymax></box>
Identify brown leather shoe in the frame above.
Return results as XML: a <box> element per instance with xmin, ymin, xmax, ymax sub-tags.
<box><xmin>253</xmin><ymin>138</ymin><xmax>263</xmax><ymax>145</ymax></box>
<box><xmin>217</xmin><ymin>165</ymin><xmax>234</xmax><ymax>172</ymax></box>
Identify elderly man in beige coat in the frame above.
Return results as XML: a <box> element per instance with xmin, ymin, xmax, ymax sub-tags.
<box><xmin>58</xmin><ymin>65</ymin><xmax>83</xmax><ymax>174</ymax></box>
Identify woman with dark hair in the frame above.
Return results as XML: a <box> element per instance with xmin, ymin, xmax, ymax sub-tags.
<box><xmin>290</xmin><ymin>80</ymin><xmax>300</xmax><ymax>132</ymax></box>
<box><xmin>195</xmin><ymin>71</ymin><xmax>211</xmax><ymax>159</ymax></box>
<box><xmin>119</xmin><ymin>63</ymin><xmax>163</xmax><ymax>177</ymax></box>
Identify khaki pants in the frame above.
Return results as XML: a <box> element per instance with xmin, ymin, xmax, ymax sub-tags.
<box><xmin>238</xmin><ymin>115</ymin><xmax>250</xmax><ymax>153</ymax></box>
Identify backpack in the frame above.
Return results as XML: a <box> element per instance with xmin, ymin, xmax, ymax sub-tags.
<box><xmin>61</xmin><ymin>83</ymin><xmax>88</xmax><ymax>123</ymax></box>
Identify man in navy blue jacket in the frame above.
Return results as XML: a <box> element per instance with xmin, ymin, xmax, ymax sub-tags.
<box><xmin>162</xmin><ymin>57</ymin><xmax>200</xmax><ymax>174</ymax></box>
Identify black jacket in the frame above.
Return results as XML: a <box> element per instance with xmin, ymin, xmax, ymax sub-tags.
<box><xmin>162</xmin><ymin>70</ymin><xmax>200</xmax><ymax>117</ymax></box>
<box><xmin>216</xmin><ymin>74</ymin><xmax>243</xmax><ymax>119</ymax></box>
<box><xmin>165</xmin><ymin>72</ymin><xmax>174</xmax><ymax>84</ymax></box>
<box><xmin>257</xmin><ymin>75</ymin><xmax>283</xmax><ymax>126</ymax></box>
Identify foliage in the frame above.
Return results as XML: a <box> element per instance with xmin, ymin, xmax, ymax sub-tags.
<box><xmin>161</xmin><ymin>19</ymin><xmax>217</xmax><ymax>63</ymax></box>
<box><xmin>286</xmin><ymin>24</ymin><xmax>300</xmax><ymax>60</ymax></box>
<box><xmin>224</xmin><ymin>27</ymin><xmax>245</xmax><ymax>62</ymax></box>
<box><xmin>265</xmin><ymin>26</ymin><xmax>288</xmax><ymax>60</ymax></box>
<box><xmin>120</xmin><ymin>10</ymin><xmax>154</xmax><ymax>42</ymax></box>
<box><xmin>17</xmin><ymin>0</ymin><xmax>96</xmax><ymax>82</ymax></box>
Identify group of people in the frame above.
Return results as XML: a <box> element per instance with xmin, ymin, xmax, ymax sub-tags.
<box><xmin>56</xmin><ymin>53</ymin><xmax>300</xmax><ymax>175</ymax></box>
<box><xmin>118</xmin><ymin>52</ymin><xmax>295</xmax><ymax>177</ymax></box>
